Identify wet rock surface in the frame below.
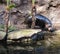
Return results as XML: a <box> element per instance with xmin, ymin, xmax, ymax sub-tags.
<box><xmin>0</xmin><ymin>30</ymin><xmax>60</xmax><ymax>54</ymax></box>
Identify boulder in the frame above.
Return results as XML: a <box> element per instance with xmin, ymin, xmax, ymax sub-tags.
<box><xmin>0</xmin><ymin>31</ymin><xmax>6</xmax><ymax>40</ymax></box>
<box><xmin>8</xmin><ymin>29</ymin><xmax>41</xmax><ymax>39</ymax></box>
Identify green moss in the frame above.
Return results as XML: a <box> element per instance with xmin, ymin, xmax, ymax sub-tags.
<box><xmin>9</xmin><ymin>4</ymin><xmax>16</xmax><ymax>9</ymax></box>
<box><xmin>0</xmin><ymin>24</ymin><xmax>17</xmax><ymax>32</ymax></box>
<box><xmin>8</xmin><ymin>26</ymin><xmax>17</xmax><ymax>32</ymax></box>
<box><xmin>0</xmin><ymin>24</ymin><xmax>4</xmax><ymax>31</ymax></box>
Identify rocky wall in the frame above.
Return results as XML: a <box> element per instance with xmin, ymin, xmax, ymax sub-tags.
<box><xmin>13</xmin><ymin>0</ymin><xmax>60</xmax><ymax>28</ymax></box>
<box><xmin>0</xmin><ymin>0</ymin><xmax>60</xmax><ymax>29</ymax></box>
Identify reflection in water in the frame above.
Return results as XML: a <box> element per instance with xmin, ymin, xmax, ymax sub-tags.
<box><xmin>0</xmin><ymin>31</ymin><xmax>59</xmax><ymax>54</ymax></box>
<box><xmin>0</xmin><ymin>41</ymin><xmax>60</xmax><ymax>54</ymax></box>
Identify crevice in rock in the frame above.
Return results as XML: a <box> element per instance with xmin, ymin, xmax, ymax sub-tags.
<box><xmin>47</xmin><ymin>1</ymin><xmax>60</xmax><ymax>10</ymax></box>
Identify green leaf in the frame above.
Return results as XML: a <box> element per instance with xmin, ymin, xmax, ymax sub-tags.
<box><xmin>32</xmin><ymin>0</ymin><xmax>35</xmax><ymax>5</ymax></box>
<box><xmin>9</xmin><ymin>4</ymin><xmax>16</xmax><ymax>9</ymax></box>
<box><xmin>6</xmin><ymin>0</ymin><xmax>10</xmax><ymax>3</ymax></box>
<box><xmin>0</xmin><ymin>24</ymin><xmax>4</xmax><ymax>31</ymax></box>
<box><xmin>6</xmin><ymin>0</ymin><xmax>10</xmax><ymax>6</ymax></box>
<box><xmin>8</xmin><ymin>26</ymin><xmax>17</xmax><ymax>32</ymax></box>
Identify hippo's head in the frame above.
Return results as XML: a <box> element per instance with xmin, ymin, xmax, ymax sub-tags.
<box><xmin>45</xmin><ymin>23</ymin><xmax>56</xmax><ymax>32</ymax></box>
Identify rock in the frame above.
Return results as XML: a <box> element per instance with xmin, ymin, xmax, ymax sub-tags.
<box><xmin>50</xmin><ymin>0</ymin><xmax>60</xmax><ymax>6</ymax></box>
<box><xmin>0</xmin><ymin>4</ymin><xmax>5</xmax><ymax>11</ymax></box>
<box><xmin>48</xmin><ymin>7</ymin><xmax>60</xmax><ymax>26</ymax></box>
<box><xmin>0</xmin><ymin>31</ymin><xmax>6</xmax><ymax>40</ymax></box>
<box><xmin>36</xmin><ymin>4</ymin><xmax>49</xmax><ymax>13</ymax></box>
<box><xmin>11</xmin><ymin>0</ymin><xmax>21</xmax><ymax>5</ymax></box>
<box><xmin>50</xmin><ymin>1</ymin><xmax>58</xmax><ymax>6</ymax></box>
<box><xmin>8</xmin><ymin>29</ymin><xmax>41</xmax><ymax>39</ymax></box>
<box><xmin>44</xmin><ymin>0</ymin><xmax>51</xmax><ymax>4</ymax></box>
<box><xmin>11</xmin><ymin>8</ymin><xmax>17</xmax><ymax>13</ymax></box>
